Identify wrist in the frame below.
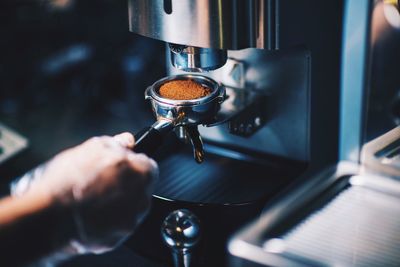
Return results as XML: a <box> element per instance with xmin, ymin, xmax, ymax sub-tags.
<box><xmin>0</xmin><ymin>191</ymin><xmax>78</xmax><ymax>266</ymax></box>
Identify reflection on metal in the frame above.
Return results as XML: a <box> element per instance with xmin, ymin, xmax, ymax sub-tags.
<box><xmin>362</xmin><ymin>126</ymin><xmax>400</xmax><ymax>177</ymax></box>
<box><xmin>339</xmin><ymin>0</ymin><xmax>374</xmax><ymax>163</ymax></box>
<box><xmin>145</xmin><ymin>74</ymin><xmax>225</xmax><ymax>127</ymax></box>
<box><xmin>169</xmin><ymin>44</ymin><xmax>227</xmax><ymax>72</ymax></box>
<box><xmin>280</xmin><ymin>181</ymin><xmax>400</xmax><ymax>267</ymax></box>
<box><xmin>228</xmin><ymin>162</ymin><xmax>360</xmax><ymax>267</ymax></box>
<box><xmin>128</xmin><ymin>0</ymin><xmax>276</xmax><ymax>50</ymax></box>
<box><xmin>170</xmin><ymin>48</ymin><xmax>311</xmax><ymax>162</ymax></box>
<box><xmin>185</xmin><ymin>126</ymin><xmax>204</xmax><ymax>163</ymax></box>
<box><xmin>161</xmin><ymin>209</ymin><xmax>201</xmax><ymax>267</ymax></box>
<box><xmin>144</xmin><ymin>74</ymin><xmax>225</xmax><ymax>162</ymax></box>
<box><xmin>229</xmin><ymin>124</ymin><xmax>400</xmax><ymax>267</ymax></box>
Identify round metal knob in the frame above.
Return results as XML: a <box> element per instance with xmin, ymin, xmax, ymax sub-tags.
<box><xmin>161</xmin><ymin>209</ymin><xmax>201</xmax><ymax>252</ymax></box>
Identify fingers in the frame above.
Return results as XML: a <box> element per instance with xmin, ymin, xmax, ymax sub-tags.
<box><xmin>42</xmin><ymin>134</ymin><xmax>159</xmax><ymax>254</ymax></box>
<box><xmin>82</xmin><ymin>132</ymin><xmax>135</xmax><ymax>150</ymax></box>
<box><xmin>113</xmin><ymin>132</ymin><xmax>135</xmax><ymax>149</ymax></box>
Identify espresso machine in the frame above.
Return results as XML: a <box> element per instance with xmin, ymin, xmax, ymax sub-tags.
<box><xmin>125</xmin><ymin>1</ymin><xmax>344</xmax><ymax>266</ymax></box>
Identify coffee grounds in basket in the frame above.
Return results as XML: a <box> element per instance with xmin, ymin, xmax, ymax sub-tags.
<box><xmin>158</xmin><ymin>80</ymin><xmax>211</xmax><ymax>100</ymax></box>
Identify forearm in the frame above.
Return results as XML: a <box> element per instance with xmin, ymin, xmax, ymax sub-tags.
<box><xmin>0</xmin><ymin>192</ymin><xmax>75</xmax><ymax>266</ymax></box>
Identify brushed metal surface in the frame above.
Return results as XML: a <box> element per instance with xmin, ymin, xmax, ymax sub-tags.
<box><xmin>169</xmin><ymin>48</ymin><xmax>311</xmax><ymax>162</ymax></box>
<box><xmin>128</xmin><ymin>0</ymin><xmax>272</xmax><ymax>50</ymax></box>
<box><xmin>169</xmin><ymin>45</ymin><xmax>228</xmax><ymax>72</ymax></box>
<box><xmin>281</xmin><ymin>184</ymin><xmax>400</xmax><ymax>267</ymax></box>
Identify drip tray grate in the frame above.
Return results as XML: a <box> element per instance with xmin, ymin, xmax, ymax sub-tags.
<box><xmin>280</xmin><ymin>185</ymin><xmax>400</xmax><ymax>267</ymax></box>
<box><xmin>154</xmin><ymin>148</ymin><xmax>304</xmax><ymax>204</ymax></box>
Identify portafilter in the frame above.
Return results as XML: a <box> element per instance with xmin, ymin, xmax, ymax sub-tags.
<box><xmin>133</xmin><ymin>74</ymin><xmax>225</xmax><ymax>163</ymax></box>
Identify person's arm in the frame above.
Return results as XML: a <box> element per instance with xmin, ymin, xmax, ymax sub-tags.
<box><xmin>0</xmin><ymin>191</ymin><xmax>75</xmax><ymax>266</ymax></box>
<box><xmin>0</xmin><ymin>133</ymin><xmax>158</xmax><ymax>266</ymax></box>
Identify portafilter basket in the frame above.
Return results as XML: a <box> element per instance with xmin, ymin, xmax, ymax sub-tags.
<box><xmin>133</xmin><ymin>74</ymin><xmax>225</xmax><ymax>163</ymax></box>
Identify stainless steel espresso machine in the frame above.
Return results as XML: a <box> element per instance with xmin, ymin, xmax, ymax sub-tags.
<box><xmin>125</xmin><ymin>1</ymin><xmax>343</xmax><ymax>266</ymax></box>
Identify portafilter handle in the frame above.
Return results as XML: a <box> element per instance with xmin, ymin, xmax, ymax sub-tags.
<box><xmin>133</xmin><ymin>120</ymin><xmax>206</xmax><ymax>164</ymax></box>
<box><xmin>161</xmin><ymin>209</ymin><xmax>201</xmax><ymax>267</ymax></box>
<box><xmin>133</xmin><ymin>120</ymin><xmax>173</xmax><ymax>155</ymax></box>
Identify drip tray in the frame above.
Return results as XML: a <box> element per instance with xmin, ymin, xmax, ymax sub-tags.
<box><xmin>154</xmin><ymin>146</ymin><xmax>306</xmax><ymax>204</ymax></box>
<box><xmin>229</xmin><ymin>162</ymin><xmax>400</xmax><ymax>267</ymax></box>
<box><xmin>279</xmin><ymin>181</ymin><xmax>400</xmax><ymax>266</ymax></box>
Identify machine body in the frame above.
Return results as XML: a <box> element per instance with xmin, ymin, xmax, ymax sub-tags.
<box><xmin>129</xmin><ymin>0</ymin><xmax>342</xmax><ymax>166</ymax></box>
<box><xmin>128</xmin><ymin>0</ymin><xmax>343</xmax><ymax>266</ymax></box>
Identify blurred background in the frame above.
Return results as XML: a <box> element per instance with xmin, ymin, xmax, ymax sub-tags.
<box><xmin>0</xmin><ymin>0</ymin><xmax>166</xmax><ymax>184</ymax></box>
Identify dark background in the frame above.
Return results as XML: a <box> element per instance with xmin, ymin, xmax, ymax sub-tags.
<box><xmin>0</xmin><ymin>1</ymin><xmax>168</xmax><ymax>265</ymax></box>
<box><xmin>0</xmin><ymin>0</ymin><xmax>166</xmax><ymax>181</ymax></box>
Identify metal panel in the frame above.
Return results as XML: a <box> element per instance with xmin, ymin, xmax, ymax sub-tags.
<box><xmin>229</xmin><ymin>160</ymin><xmax>400</xmax><ymax>267</ymax></box>
<box><xmin>128</xmin><ymin>0</ymin><xmax>274</xmax><ymax>50</ymax></box>
<box><xmin>339</xmin><ymin>0</ymin><xmax>374</xmax><ymax>162</ymax></box>
<box><xmin>280</xmin><ymin>183</ymin><xmax>400</xmax><ymax>267</ymax></box>
<box><xmin>169</xmin><ymin>48</ymin><xmax>311</xmax><ymax>162</ymax></box>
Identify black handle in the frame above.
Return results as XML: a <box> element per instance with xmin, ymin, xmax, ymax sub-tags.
<box><xmin>133</xmin><ymin>126</ymin><xmax>164</xmax><ymax>156</ymax></box>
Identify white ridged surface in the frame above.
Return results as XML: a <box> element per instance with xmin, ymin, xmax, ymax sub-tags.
<box><xmin>281</xmin><ymin>186</ymin><xmax>400</xmax><ymax>267</ymax></box>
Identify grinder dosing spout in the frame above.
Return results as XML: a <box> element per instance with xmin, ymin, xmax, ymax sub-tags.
<box><xmin>169</xmin><ymin>43</ymin><xmax>227</xmax><ymax>72</ymax></box>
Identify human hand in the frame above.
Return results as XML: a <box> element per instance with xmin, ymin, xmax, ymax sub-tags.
<box><xmin>11</xmin><ymin>133</ymin><xmax>158</xmax><ymax>255</ymax></box>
